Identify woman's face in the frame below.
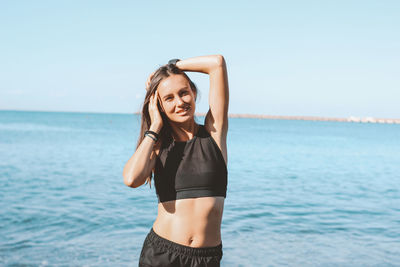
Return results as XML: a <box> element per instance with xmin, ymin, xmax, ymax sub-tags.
<box><xmin>157</xmin><ymin>74</ymin><xmax>196</xmax><ymax>123</ymax></box>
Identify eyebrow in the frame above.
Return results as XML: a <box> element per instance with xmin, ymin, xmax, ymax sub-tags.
<box><xmin>162</xmin><ymin>87</ymin><xmax>189</xmax><ymax>99</ymax></box>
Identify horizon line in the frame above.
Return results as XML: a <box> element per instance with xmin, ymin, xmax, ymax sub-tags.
<box><xmin>1</xmin><ymin>109</ymin><xmax>399</xmax><ymax>124</ymax></box>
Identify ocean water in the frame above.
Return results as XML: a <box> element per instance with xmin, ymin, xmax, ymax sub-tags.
<box><xmin>1</xmin><ymin>110</ymin><xmax>399</xmax><ymax>266</ymax></box>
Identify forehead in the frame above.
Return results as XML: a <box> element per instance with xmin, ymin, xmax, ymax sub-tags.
<box><xmin>157</xmin><ymin>74</ymin><xmax>189</xmax><ymax>96</ymax></box>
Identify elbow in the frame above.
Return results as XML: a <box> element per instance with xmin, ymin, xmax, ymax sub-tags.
<box><xmin>123</xmin><ymin>177</ymin><xmax>141</xmax><ymax>188</ymax></box>
<box><xmin>123</xmin><ymin>172</ymin><xmax>138</xmax><ymax>188</ymax></box>
<box><xmin>123</xmin><ymin>172</ymin><xmax>146</xmax><ymax>188</ymax></box>
<box><xmin>123</xmin><ymin>174</ymin><xmax>134</xmax><ymax>188</ymax></box>
<box><xmin>214</xmin><ymin>55</ymin><xmax>226</xmax><ymax>67</ymax></box>
<box><xmin>209</xmin><ymin>55</ymin><xmax>226</xmax><ymax>73</ymax></box>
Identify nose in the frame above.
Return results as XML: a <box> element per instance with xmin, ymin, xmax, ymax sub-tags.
<box><xmin>176</xmin><ymin>96</ymin><xmax>184</xmax><ymax>106</ymax></box>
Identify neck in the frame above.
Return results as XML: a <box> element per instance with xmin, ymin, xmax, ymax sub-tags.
<box><xmin>170</xmin><ymin>119</ymin><xmax>198</xmax><ymax>142</ymax></box>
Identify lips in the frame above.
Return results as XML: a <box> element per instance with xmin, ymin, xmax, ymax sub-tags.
<box><xmin>176</xmin><ymin>106</ymin><xmax>190</xmax><ymax>114</ymax></box>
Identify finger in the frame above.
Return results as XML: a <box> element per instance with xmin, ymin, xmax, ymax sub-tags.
<box><xmin>150</xmin><ymin>96</ymin><xmax>154</xmax><ymax>107</ymax></box>
<box><xmin>156</xmin><ymin>94</ymin><xmax>161</xmax><ymax>109</ymax></box>
<box><xmin>155</xmin><ymin>91</ymin><xmax>163</xmax><ymax>111</ymax></box>
<box><xmin>156</xmin><ymin>90</ymin><xmax>161</xmax><ymax>102</ymax></box>
<box><xmin>152</xmin><ymin>92</ymin><xmax>157</xmax><ymax>105</ymax></box>
<box><xmin>149</xmin><ymin>93</ymin><xmax>154</xmax><ymax>106</ymax></box>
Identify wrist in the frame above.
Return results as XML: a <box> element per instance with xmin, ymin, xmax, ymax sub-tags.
<box><xmin>144</xmin><ymin>133</ymin><xmax>157</xmax><ymax>142</ymax></box>
<box><xmin>149</xmin><ymin>124</ymin><xmax>162</xmax><ymax>133</ymax></box>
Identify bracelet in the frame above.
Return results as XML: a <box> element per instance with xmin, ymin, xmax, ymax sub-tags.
<box><xmin>168</xmin><ymin>58</ymin><xmax>181</xmax><ymax>65</ymax></box>
<box><xmin>144</xmin><ymin>130</ymin><xmax>159</xmax><ymax>142</ymax></box>
<box><xmin>145</xmin><ymin>132</ymin><xmax>157</xmax><ymax>142</ymax></box>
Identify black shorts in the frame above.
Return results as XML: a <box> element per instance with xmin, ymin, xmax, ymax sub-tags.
<box><xmin>139</xmin><ymin>227</ymin><xmax>223</xmax><ymax>267</ymax></box>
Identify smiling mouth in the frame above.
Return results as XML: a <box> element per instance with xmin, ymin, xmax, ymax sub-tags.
<box><xmin>176</xmin><ymin>106</ymin><xmax>190</xmax><ymax>114</ymax></box>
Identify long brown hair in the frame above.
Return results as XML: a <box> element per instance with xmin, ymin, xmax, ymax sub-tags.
<box><xmin>136</xmin><ymin>63</ymin><xmax>200</xmax><ymax>187</ymax></box>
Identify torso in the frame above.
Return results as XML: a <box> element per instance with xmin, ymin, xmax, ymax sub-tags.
<box><xmin>152</xmin><ymin>122</ymin><xmax>228</xmax><ymax>248</ymax></box>
<box><xmin>152</xmin><ymin>196</ymin><xmax>225</xmax><ymax>247</ymax></box>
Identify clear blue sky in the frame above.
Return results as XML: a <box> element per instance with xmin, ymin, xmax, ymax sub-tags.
<box><xmin>1</xmin><ymin>0</ymin><xmax>399</xmax><ymax>118</ymax></box>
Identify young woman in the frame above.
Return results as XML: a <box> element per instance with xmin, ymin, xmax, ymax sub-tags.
<box><xmin>123</xmin><ymin>55</ymin><xmax>229</xmax><ymax>266</ymax></box>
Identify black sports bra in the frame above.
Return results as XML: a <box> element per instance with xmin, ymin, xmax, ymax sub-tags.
<box><xmin>154</xmin><ymin>124</ymin><xmax>228</xmax><ymax>203</ymax></box>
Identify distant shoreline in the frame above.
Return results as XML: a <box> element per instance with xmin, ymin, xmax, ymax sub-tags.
<box><xmin>195</xmin><ymin>112</ymin><xmax>400</xmax><ymax>124</ymax></box>
<box><xmin>1</xmin><ymin>110</ymin><xmax>399</xmax><ymax>124</ymax></box>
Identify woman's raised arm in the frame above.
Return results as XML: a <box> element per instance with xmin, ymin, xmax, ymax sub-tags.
<box><xmin>176</xmin><ymin>55</ymin><xmax>229</xmax><ymax>131</ymax></box>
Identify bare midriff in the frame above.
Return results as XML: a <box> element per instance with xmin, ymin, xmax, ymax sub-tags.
<box><xmin>152</xmin><ymin>196</ymin><xmax>225</xmax><ymax>248</ymax></box>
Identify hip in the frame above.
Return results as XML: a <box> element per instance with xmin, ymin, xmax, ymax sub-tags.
<box><xmin>139</xmin><ymin>227</ymin><xmax>222</xmax><ymax>267</ymax></box>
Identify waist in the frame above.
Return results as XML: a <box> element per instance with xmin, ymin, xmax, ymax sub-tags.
<box><xmin>146</xmin><ymin>227</ymin><xmax>223</xmax><ymax>258</ymax></box>
<box><xmin>153</xmin><ymin>197</ymin><xmax>224</xmax><ymax>247</ymax></box>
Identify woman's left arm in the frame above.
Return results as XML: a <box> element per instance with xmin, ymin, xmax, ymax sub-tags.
<box><xmin>176</xmin><ymin>55</ymin><xmax>229</xmax><ymax>131</ymax></box>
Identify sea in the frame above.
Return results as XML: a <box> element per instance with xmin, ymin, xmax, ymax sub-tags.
<box><xmin>1</xmin><ymin>110</ymin><xmax>399</xmax><ymax>267</ymax></box>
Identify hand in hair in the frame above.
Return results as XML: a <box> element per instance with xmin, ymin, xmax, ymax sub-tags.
<box><xmin>148</xmin><ymin>90</ymin><xmax>163</xmax><ymax>132</ymax></box>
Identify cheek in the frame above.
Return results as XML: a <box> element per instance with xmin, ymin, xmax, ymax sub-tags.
<box><xmin>163</xmin><ymin>101</ymin><xmax>174</xmax><ymax>111</ymax></box>
<box><xmin>183</xmin><ymin>95</ymin><xmax>194</xmax><ymax>103</ymax></box>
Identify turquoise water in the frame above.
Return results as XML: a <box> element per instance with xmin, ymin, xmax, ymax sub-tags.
<box><xmin>1</xmin><ymin>110</ymin><xmax>399</xmax><ymax>266</ymax></box>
